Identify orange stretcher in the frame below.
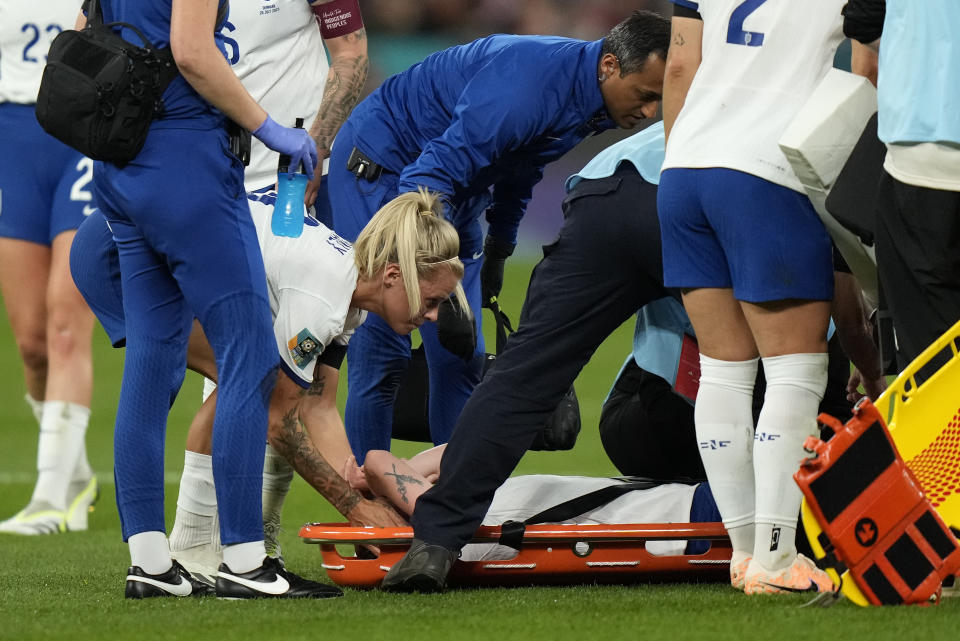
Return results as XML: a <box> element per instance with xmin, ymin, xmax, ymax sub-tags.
<box><xmin>299</xmin><ymin>522</ymin><xmax>731</xmax><ymax>588</ymax></box>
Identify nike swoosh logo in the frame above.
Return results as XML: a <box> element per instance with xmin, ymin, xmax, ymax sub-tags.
<box><xmin>219</xmin><ymin>571</ymin><xmax>290</xmax><ymax>595</ymax></box>
<box><xmin>128</xmin><ymin>573</ymin><xmax>193</xmax><ymax>596</ymax></box>
<box><xmin>82</xmin><ymin>204</ymin><xmax>97</xmax><ymax>216</ymax></box>
<box><xmin>472</xmin><ymin>250</ymin><xmax>483</xmax><ymax>260</ymax></box>
<box><xmin>761</xmin><ymin>579</ymin><xmax>820</xmax><ymax>593</ymax></box>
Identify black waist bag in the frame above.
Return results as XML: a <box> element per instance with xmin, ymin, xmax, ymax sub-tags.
<box><xmin>35</xmin><ymin>21</ymin><xmax>178</xmax><ymax>164</ymax></box>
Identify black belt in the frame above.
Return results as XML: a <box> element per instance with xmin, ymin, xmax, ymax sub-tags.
<box><xmin>346</xmin><ymin>147</ymin><xmax>383</xmax><ymax>182</ymax></box>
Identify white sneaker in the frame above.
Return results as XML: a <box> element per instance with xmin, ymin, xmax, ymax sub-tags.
<box><xmin>65</xmin><ymin>476</ymin><xmax>99</xmax><ymax>531</ymax></box>
<box><xmin>0</xmin><ymin>501</ymin><xmax>66</xmax><ymax>535</ymax></box>
<box><xmin>730</xmin><ymin>551</ymin><xmax>752</xmax><ymax>591</ymax></box>
<box><xmin>171</xmin><ymin>543</ymin><xmax>221</xmax><ymax>587</ymax></box>
<box><xmin>744</xmin><ymin>554</ymin><xmax>834</xmax><ymax>595</ymax></box>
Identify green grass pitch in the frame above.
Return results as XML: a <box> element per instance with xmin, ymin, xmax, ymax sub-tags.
<box><xmin>0</xmin><ymin>259</ymin><xmax>956</xmax><ymax>641</ymax></box>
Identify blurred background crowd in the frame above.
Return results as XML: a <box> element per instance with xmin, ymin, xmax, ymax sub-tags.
<box><xmin>362</xmin><ymin>0</ymin><xmax>673</xmax><ymax>81</ymax></box>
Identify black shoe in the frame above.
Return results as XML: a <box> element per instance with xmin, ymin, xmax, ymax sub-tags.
<box><xmin>125</xmin><ymin>561</ymin><xmax>216</xmax><ymax>599</ymax></box>
<box><xmin>380</xmin><ymin>539</ymin><xmax>457</xmax><ymax>593</ymax></box>
<box><xmin>215</xmin><ymin>556</ymin><xmax>343</xmax><ymax>599</ymax></box>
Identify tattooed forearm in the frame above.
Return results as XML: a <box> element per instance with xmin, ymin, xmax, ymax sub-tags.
<box><xmin>673</xmin><ymin>33</ymin><xmax>685</xmax><ymax>46</ymax></box>
<box><xmin>272</xmin><ymin>405</ymin><xmax>361</xmax><ymax>516</ymax></box>
<box><xmin>383</xmin><ymin>464</ymin><xmax>424</xmax><ymax>504</ymax></box>
<box><xmin>309</xmin><ymin>29</ymin><xmax>369</xmax><ymax>158</ymax></box>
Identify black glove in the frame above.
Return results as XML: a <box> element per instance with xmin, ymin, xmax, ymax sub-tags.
<box><xmin>480</xmin><ymin>235</ymin><xmax>514</xmax><ymax>309</ymax></box>
<box><xmin>435</xmin><ymin>297</ymin><xmax>476</xmax><ymax>362</ymax></box>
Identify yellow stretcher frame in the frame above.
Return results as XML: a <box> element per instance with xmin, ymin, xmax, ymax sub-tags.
<box><xmin>803</xmin><ymin>318</ymin><xmax>960</xmax><ymax>606</ymax></box>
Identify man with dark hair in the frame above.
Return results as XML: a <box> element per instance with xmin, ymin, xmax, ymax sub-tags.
<box><xmin>602</xmin><ymin>9</ymin><xmax>672</xmax><ymax>75</ymax></box>
<box><xmin>326</xmin><ymin>10</ymin><xmax>671</xmax><ymax>466</ymax></box>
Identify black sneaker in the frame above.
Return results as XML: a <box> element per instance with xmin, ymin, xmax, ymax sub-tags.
<box><xmin>125</xmin><ymin>561</ymin><xmax>216</xmax><ymax>599</ymax></box>
<box><xmin>380</xmin><ymin>539</ymin><xmax>457</xmax><ymax>593</ymax></box>
<box><xmin>215</xmin><ymin>556</ymin><xmax>343</xmax><ymax>599</ymax></box>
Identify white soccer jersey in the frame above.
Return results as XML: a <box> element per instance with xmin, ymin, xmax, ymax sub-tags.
<box><xmin>662</xmin><ymin>0</ymin><xmax>845</xmax><ymax>192</ymax></box>
<box><xmin>0</xmin><ymin>0</ymin><xmax>80</xmax><ymax>103</ymax></box>
<box><xmin>228</xmin><ymin>0</ymin><xmax>329</xmax><ymax>190</ymax></box>
<box><xmin>460</xmin><ymin>476</ymin><xmax>699</xmax><ymax>561</ymax></box>
<box><xmin>248</xmin><ymin>195</ymin><xmax>365</xmax><ymax>386</ymax></box>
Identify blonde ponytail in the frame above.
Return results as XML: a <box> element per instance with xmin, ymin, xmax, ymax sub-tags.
<box><xmin>354</xmin><ymin>188</ymin><xmax>469</xmax><ymax>319</ymax></box>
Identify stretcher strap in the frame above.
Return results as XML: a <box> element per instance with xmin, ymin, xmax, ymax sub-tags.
<box><xmin>498</xmin><ymin>479</ymin><xmax>672</xmax><ymax>550</ymax></box>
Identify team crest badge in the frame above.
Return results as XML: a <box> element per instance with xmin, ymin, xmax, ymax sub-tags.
<box><xmin>288</xmin><ymin>329</ymin><xmax>321</xmax><ymax>369</ymax></box>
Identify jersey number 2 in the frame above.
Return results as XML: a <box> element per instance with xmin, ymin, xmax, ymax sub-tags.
<box><xmin>726</xmin><ymin>0</ymin><xmax>767</xmax><ymax>47</ymax></box>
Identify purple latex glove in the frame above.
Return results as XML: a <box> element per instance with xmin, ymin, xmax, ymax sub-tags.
<box><xmin>252</xmin><ymin>115</ymin><xmax>318</xmax><ymax>179</ymax></box>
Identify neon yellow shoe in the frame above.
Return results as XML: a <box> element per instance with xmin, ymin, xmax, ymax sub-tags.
<box><xmin>730</xmin><ymin>551</ymin><xmax>752</xmax><ymax>591</ymax></box>
<box><xmin>66</xmin><ymin>476</ymin><xmax>99</xmax><ymax>531</ymax></box>
<box><xmin>744</xmin><ymin>554</ymin><xmax>835</xmax><ymax>595</ymax></box>
<box><xmin>0</xmin><ymin>502</ymin><xmax>66</xmax><ymax>535</ymax></box>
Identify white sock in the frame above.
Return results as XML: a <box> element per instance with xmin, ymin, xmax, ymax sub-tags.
<box><xmin>24</xmin><ymin>393</ymin><xmax>44</xmax><ymax>425</ymax></box>
<box><xmin>222</xmin><ymin>541</ymin><xmax>266</xmax><ymax>574</ymax></box>
<box><xmin>695</xmin><ymin>354</ymin><xmax>759</xmax><ymax>555</ymax></box>
<box><xmin>31</xmin><ymin>401</ymin><xmax>90</xmax><ymax>510</ymax></box>
<box><xmin>262</xmin><ymin>444</ymin><xmax>293</xmax><ymax>557</ymax></box>
<box><xmin>202</xmin><ymin>377</ymin><xmax>217</xmax><ymax>403</ymax></box>
<box><xmin>71</xmin><ymin>439</ymin><xmax>93</xmax><ymax>484</ymax></box>
<box><xmin>129</xmin><ymin>531</ymin><xmax>173</xmax><ymax>575</ymax></box>
<box><xmin>169</xmin><ymin>451</ymin><xmax>220</xmax><ymax>554</ymax></box>
<box><xmin>752</xmin><ymin>352</ymin><xmax>827</xmax><ymax>570</ymax></box>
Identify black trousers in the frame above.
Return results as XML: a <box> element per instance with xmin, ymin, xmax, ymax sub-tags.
<box><xmin>598</xmin><ymin>334</ymin><xmax>853</xmax><ymax>482</ymax></box>
<box><xmin>599</xmin><ymin>360</ymin><xmax>705</xmax><ymax>481</ymax></box>
<box><xmin>876</xmin><ymin>172</ymin><xmax>960</xmax><ymax>369</ymax></box>
<box><xmin>411</xmin><ymin>163</ymin><xmax>668</xmax><ymax>549</ymax></box>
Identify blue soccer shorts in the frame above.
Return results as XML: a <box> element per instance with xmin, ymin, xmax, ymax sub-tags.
<box><xmin>657</xmin><ymin>167</ymin><xmax>834</xmax><ymax>303</ymax></box>
<box><xmin>0</xmin><ymin>104</ymin><xmax>92</xmax><ymax>244</ymax></box>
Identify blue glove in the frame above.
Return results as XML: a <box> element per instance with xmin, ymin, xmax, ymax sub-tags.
<box><xmin>252</xmin><ymin>115</ymin><xmax>318</xmax><ymax>179</ymax></box>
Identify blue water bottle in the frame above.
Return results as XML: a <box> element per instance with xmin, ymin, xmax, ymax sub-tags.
<box><xmin>271</xmin><ymin>118</ymin><xmax>308</xmax><ymax>238</ymax></box>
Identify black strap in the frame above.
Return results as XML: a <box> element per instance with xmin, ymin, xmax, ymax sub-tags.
<box><xmin>88</xmin><ymin>0</ymin><xmax>103</xmax><ymax>27</ymax></box>
<box><xmin>497</xmin><ymin>478</ymin><xmax>667</xmax><ymax>550</ymax></box>
<box><xmin>487</xmin><ymin>299</ymin><xmax>514</xmax><ymax>355</ymax></box>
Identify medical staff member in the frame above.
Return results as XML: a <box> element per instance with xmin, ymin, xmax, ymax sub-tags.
<box><xmin>91</xmin><ymin>0</ymin><xmax>323</xmax><ymax>599</ymax></box>
<box><xmin>328</xmin><ymin>10</ymin><xmax>671</xmax><ymax>462</ymax></box>
<box><xmin>69</xmin><ymin>0</ymin><xmax>371</xmax><ymax>557</ymax></box>
<box><xmin>844</xmin><ymin>0</ymin><xmax>960</xmax><ymax>368</ymax></box>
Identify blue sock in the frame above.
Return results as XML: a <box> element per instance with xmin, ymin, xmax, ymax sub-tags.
<box><xmin>685</xmin><ymin>482</ymin><xmax>723</xmax><ymax>555</ymax></box>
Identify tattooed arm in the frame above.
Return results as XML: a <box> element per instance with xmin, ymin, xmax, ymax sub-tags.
<box><xmin>268</xmin><ymin>367</ymin><xmax>406</xmax><ymax>526</ymax></box>
<box><xmin>363</xmin><ymin>450</ymin><xmax>434</xmax><ymax>518</ymax></box>
<box><xmin>662</xmin><ymin>13</ymin><xmax>703</xmax><ymax>144</ymax></box>
<box><xmin>405</xmin><ymin>444</ymin><xmax>445</xmax><ymax>483</ymax></box>
<box><xmin>304</xmin><ymin>0</ymin><xmax>369</xmax><ymax>205</ymax></box>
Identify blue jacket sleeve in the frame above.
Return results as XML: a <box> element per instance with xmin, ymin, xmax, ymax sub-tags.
<box><xmin>484</xmin><ymin>164</ymin><xmax>544</xmax><ymax>244</ymax></box>
<box><xmin>398</xmin><ymin>54</ymin><xmax>553</xmax><ymax>243</ymax></box>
